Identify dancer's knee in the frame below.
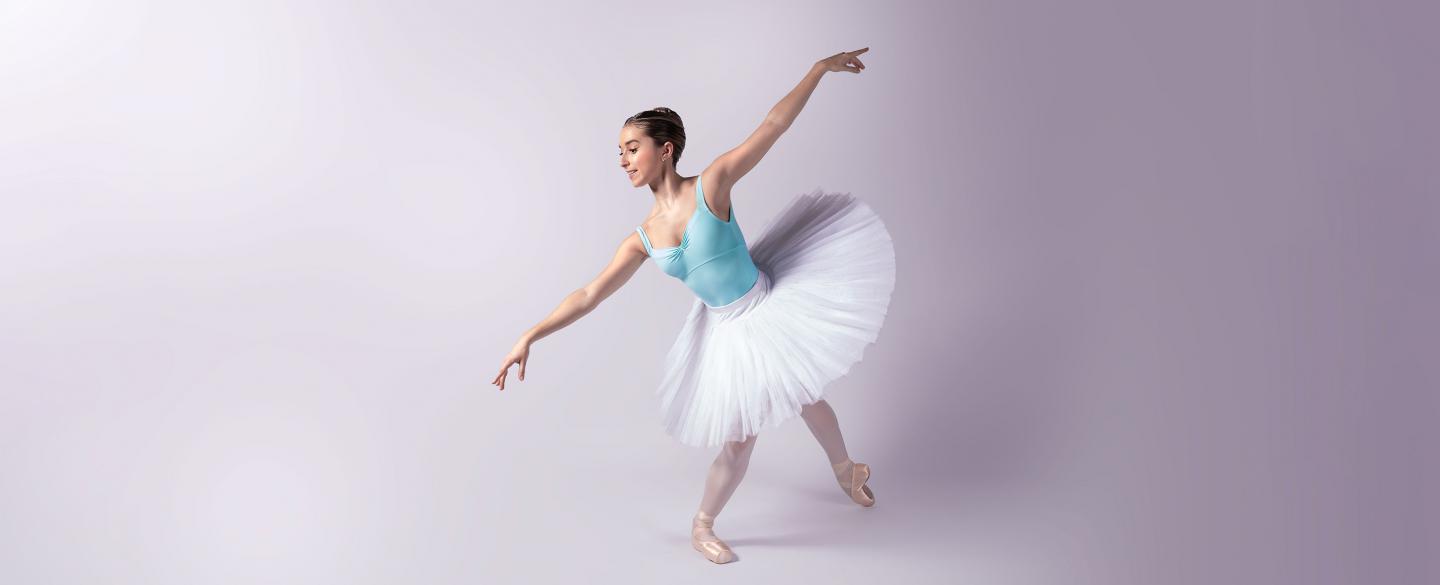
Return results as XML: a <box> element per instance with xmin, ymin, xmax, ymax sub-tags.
<box><xmin>801</xmin><ymin>399</ymin><xmax>833</xmax><ymax>420</ymax></box>
<box><xmin>721</xmin><ymin>434</ymin><xmax>758</xmax><ymax>459</ymax></box>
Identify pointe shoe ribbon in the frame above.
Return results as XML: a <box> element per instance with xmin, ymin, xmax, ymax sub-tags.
<box><xmin>833</xmin><ymin>460</ymin><xmax>876</xmax><ymax>507</ymax></box>
<box><xmin>692</xmin><ymin>514</ymin><xmax>738</xmax><ymax>564</ymax></box>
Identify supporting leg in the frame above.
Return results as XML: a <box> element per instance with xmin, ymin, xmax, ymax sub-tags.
<box><xmin>692</xmin><ymin>433</ymin><xmax>758</xmax><ymax>564</ymax></box>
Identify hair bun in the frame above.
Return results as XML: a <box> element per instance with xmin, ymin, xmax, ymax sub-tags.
<box><xmin>623</xmin><ymin>107</ymin><xmax>687</xmax><ymax>168</ymax></box>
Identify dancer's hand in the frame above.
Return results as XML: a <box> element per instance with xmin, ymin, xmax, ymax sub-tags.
<box><xmin>817</xmin><ymin>47</ymin><xmax>868</xmax><ymax>74</ymax></box>
<box><xmin>492</xmin><ymin>339</ymin><xmax>530</xmax><ymax>391</ymax></box>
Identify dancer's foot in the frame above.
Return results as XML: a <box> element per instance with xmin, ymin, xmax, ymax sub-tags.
<box><xmin>691</xmin><ymin>511</ymin><xmax>738</xmax><ymax>564</ymax></box>
<box><xmin>832</xmin><ymin>459</ymin><xmax>876</xmax><ymax>507</ymax></box>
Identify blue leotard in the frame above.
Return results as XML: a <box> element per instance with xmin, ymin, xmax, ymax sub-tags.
<box><xmin>636</xmin><ymin>174</ymin><xmax>761</xmax><ymax>307</ymax></box>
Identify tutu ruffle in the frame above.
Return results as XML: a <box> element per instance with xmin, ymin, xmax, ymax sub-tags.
<box><xmin>655</xmin><ymin>189</ymin><xmax>897</xmax><ymax>447</ymax></box>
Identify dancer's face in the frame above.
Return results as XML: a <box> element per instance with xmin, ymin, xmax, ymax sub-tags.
<box><xmin>618</xmin><ymin>125</ymin><xmax>669</xmax><ymax>186</ymax></box>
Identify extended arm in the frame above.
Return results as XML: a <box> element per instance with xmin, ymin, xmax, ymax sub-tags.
<box><xmin>521</xmin><ymin>233</ymin><xmax>647</xmax><ymax>345</ymax></box>
<box><xmin>767</xmin><ymin>62</ymin><xmax>828</xmax><ymax>129</ymax></box>
<box><xmin>493</xmin><ymin>233</ymin><xmax>648</xmax><ymax>390</ymax></box>
<box><xmin>708</xmin><ymin>48</ymin><xmax>868</xmax><ymax>193</ymax></box>
<box><xmin>707</xmin><ymin>63</ymin><xmax>824</xmax><ymax>190</ymax></box>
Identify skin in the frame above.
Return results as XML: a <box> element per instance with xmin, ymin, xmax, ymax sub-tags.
<box><xmin>493</xmin><ymin>48</ymin><xmax>868</xmax><ymax>390</ymax></box>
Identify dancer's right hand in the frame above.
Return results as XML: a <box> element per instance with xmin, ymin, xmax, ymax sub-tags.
<box><xmin>492</xmin><ymin>340</ymin><xmax>530</xmax><ymax>391</ymax></box>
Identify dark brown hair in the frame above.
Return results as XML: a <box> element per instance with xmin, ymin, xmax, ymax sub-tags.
<box><xmin>624</xmin><ymin>107</ymin><xmax>686</xmax><ymax>169</ymax></box>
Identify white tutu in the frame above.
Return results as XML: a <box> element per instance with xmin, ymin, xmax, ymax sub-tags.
<box><xmin>655</xmin><ymin>189</ymin><xmax>897</xmax><ymax>448</ymax></box>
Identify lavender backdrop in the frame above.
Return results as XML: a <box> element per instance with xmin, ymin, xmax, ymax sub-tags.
<box><xmin>2</xmin><ymin>1</ymin><xmax>1434</xmax><ymax>583</ymax></box>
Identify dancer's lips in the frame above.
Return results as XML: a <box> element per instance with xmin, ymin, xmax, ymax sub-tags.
<box><xmin>627</xmin><ymin>170</ymin><xmax>637</xmax><ymax>177</ymax></box>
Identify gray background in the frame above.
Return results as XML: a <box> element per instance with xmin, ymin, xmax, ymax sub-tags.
<box><xmin>2</xmin><ymin>0</ymin><xmax>1435</xmax><ymax>583</ymax></box>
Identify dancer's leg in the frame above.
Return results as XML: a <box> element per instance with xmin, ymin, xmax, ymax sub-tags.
<box><xmin>800</xmin><ymin>399</ymin><xmax>850</xmax><ymax>466</ymax></box>
<box><xmin>692</xmin><ymin>434</ymin><xmax>758</xmax><ymax>564</ymax></box>
<box><xmin>698</xmin><ymin>434</ymin><xmax>759</xmax><ymax>517</ymax></box>
<box><xmin>802</xmin><ymin>399</ymin><xmax>876</xmax><ymax>506</ymax></box>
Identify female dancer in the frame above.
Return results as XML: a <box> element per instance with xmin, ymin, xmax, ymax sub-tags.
<box><xmin>492</xmin><ymin>48</ymin><xmax>895</xmax><ymax>564</ymax></box>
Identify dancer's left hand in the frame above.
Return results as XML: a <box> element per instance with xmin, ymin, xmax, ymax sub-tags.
<box><xmin>818</xmin><ymin>47</ymin><xmax>868</xmax><ymax>74</ymax></box>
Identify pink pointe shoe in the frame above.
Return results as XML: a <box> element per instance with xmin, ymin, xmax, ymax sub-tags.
<box><xmin>691</xmin><ymin>511</ymin><xmax>738</xmax><ymax>564</ymax></box>
<box><xmin>832</xmin><ymin>459</ymin><xmax>876</xmax><ymax>507</ymax></box>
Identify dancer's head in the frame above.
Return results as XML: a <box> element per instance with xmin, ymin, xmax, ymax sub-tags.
<box><xmin>619</xmin><ymin>107</ymin><xmax>686</xmax><ymax>186</ymax></box>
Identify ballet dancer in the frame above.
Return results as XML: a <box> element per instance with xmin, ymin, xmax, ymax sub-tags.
<box><xmin>493</xmin><ymin>48</ymin><xmax>894</xmax><ymax>564</ymax></box>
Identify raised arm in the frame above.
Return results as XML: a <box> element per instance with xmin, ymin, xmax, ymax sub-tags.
<box><xmin>707</xmin><ymin>48</ymin><xmax>869</xmax><ymax>196</ymax></box>
<box><xmin>492</xmin><ymin>233</ymin><xmax>648</xmax><ymax>390</ymax></box>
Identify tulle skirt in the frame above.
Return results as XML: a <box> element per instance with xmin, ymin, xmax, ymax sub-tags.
<box><xmin>656</xmin><ymin>189</ymin><xmax>897</xmax><ymax>448</ymax></box>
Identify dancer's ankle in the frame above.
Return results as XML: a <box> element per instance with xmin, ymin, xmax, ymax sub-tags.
<box><xmin>693</xmin><ymin>511</ymin><xmax>722</xmax><ymax>542</ymax></box>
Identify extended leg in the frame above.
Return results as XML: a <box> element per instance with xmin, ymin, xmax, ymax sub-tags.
<box><xmin>800</xmin><ymin>399</ymin><xmax>850</xmax><ymax>466</ymax></box>
<box><xmin>692</xmin><ymin>434</ymin><xmax>758</xmax><ymax>564</ymax></box>
<box><xmin>801</xmin><ymin>399</ymin><xmax>875</xmax><ymax>507</ymax></box>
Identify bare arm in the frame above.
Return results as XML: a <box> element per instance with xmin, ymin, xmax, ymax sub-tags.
<box><xmin>492</xmin><ymin>233</ymin><xmax>648</xmax><ymax>390</ymax></box>
<box><xmin>523</xmin><ymin>233</ymin><xmax>646</xmax><ymax>344</ymax></box>
<box><xmin>708</xmin><ymin>48</ymin><xmax>869</xmax><ymax>193</ymax></box>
